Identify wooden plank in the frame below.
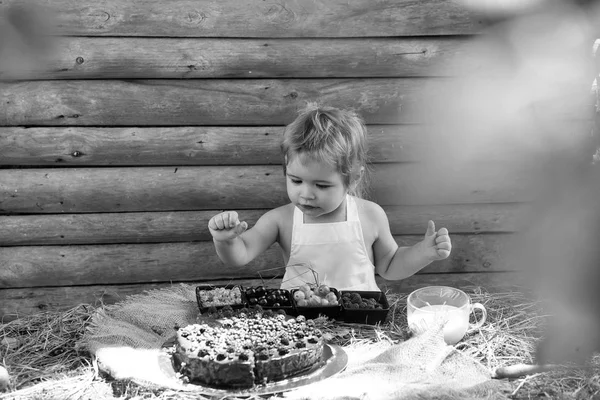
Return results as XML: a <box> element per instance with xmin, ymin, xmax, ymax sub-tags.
<box><xmin>0</xmin><ymin>204</ymin><xmax>526</xmax><ymax>246</ymax></box>
<box><xmin>0</xmin><ymin>37</ymin><xmax>473</xmax><ymax>80</ymax></box>
<box><xmin>0</xmin><ymin>0</ymin><xmax>481</xmax><ymax>38</ymax></box>
<box><xmin>0</xmin><ymin>125</ymin><xmax>423</xmax><ymax>166</ymax></box>
<box><xmin>0</xmin><ymin>242</ymin><xmax>284</xmax><ymax>288</ymax></box>
<box><xmin>0</xmin><ymin>233</ymin><xmax>519</xmax><ymax>288</ymax></box>
<box><xmin>0</xmin><ymin>163</ymin><xmax>540</xmax><ymax>213</ymax></box>
<box><xmin>1</xmin><ymin>79</ymin><xmax>589</xmax><ymax>127</ymax></box>
<box><xmin>0</xmin><ymin>272</ymin><xmax>525</xmax><ymax>322</ymax></box>
<box><xmin>1</xmin><ymin>121</ymin><xmax>592</xmax><ymax>166</ymax></box>
<box><xmin>0</xmin><ymin>79</ymin><xmax>422</xmax><ymax>126</ymax></box>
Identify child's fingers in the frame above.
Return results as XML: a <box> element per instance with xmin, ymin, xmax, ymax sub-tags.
<box><xmin>425</xmin><ymin>220</ymin><xmax>436</xmax><ymax>236</ymax></box>
<box><xmin>225</xmin><ymin>211</ymin><xmax>239</xmax><ymax>228</ymax></box>
<box><xmin>208</xmin><ymin>216</ymin><xmax>220</xmax><ymax>230</ymax></box>
<box><xmin>209</xmin><ymin>212</ymin><xmax>237</xmax><ymax>230</ymax></box>
<box><xmin>234</xmin><ymin>221</ymin><xmax>248</xmax><ymax>236</ymax></box>
<box><xmin>436</xmin><ymin>227</ymin><xmax>449</xmax><ymax>236</ymax></box>
<box><xmin>436</xmin><ymin>248</ymin><xmax>451</xmax><ymax>258</ymax></box>
<box><xmin>435</xmin><ymin>235</ymin><xmax>450</xmax><ymax>244</ymax></box>
<box><xmin>436</xmin><ymin>242</ymin><xmax>452</xmax><ymax>251</ymax></box>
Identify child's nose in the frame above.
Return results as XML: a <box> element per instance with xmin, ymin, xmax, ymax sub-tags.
<box><xmin>300</xmin><ymin>185</ymin><xmax>315</xmax><ymax>199</ymax></box>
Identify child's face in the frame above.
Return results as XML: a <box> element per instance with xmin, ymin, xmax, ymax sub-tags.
<box><xmin>285</xmin><ymin>155</ymin><xmax>348</xmax><ymax>220</ymax></box>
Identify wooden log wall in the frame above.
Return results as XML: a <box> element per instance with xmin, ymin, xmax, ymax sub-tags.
<box><xmin>0</xmin><ymin>0</ymin><xmax>593</xmax><ymax>321</ymax></box>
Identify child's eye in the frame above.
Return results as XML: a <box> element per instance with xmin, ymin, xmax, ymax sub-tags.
<box><xmin>290</xmin><ymin>179</ymin><xmax>301</xmax><ymax>185</ymax></box>
<box><xmin>316</xmin><ymin>184</ymin><xmax>331</xmax><ymax>189</ymax></box>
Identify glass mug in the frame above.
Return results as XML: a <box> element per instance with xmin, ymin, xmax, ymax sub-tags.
<box><xmin>406</xmin><ymin>286</ymin><xmax>487</xmax><ymax>345</ymax></box>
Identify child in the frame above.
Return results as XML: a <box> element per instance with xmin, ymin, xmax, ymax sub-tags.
<box><xmin>208</xmin><ymin>103</ymin><xmax>452</xmax><ymax>291</ymax></box>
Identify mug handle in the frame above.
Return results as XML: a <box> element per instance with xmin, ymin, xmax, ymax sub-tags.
<box><xmin>467</xmin><ymin>302</ymin><xmax>487</xmax><ymax>331</ymax></box>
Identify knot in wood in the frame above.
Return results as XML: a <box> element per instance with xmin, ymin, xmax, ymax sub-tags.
<box><xmin>76</xmin><ymin>57</ymin><xmax>85</xmax><ymax>64</ymax></box>
<box><xmin>71</xmin><ymin>150</ymin><xmax>83</xmax><ymax>157</ymax></box>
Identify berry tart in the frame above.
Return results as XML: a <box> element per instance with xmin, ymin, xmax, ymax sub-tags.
<box><xmin>173</xmin><ymin>313</ymin><xmax>325</xmax><ymax>389</ymax></box>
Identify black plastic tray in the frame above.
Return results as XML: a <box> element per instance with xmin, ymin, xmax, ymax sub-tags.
<box><xmin>340</xmin><ymin>290</ymin><xmax>390</xmax><ymax>325</ymax></box>
<box><xmin>243</xmin><ymin>286</ymin><xmax>295</xmax><ymax>314</ymax></box>
<box><xmin>292</xmin><ymin>287</ymin><xmax>341</xmax><ymax>320</ymax></box>
<box><xmin>195</xmin><ymin>284</ymin><xmax>247</xmax><ymax>313</ymax></box>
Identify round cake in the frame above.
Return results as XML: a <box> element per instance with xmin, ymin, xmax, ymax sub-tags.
<box><xmin>173</xmin><ymin>313</ymin><xmax>325</xmax><ymax>389</ymax></box>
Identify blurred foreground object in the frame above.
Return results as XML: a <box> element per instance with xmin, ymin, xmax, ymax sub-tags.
<box><xmin>420</xmin><ymin>0</ymin><xmax>600</xmax><ymax>365</ymax></box>
<box><xmin>0</xmin><ymin>2</ymin><xmax>57</xmax><ymax>80</ymax></box>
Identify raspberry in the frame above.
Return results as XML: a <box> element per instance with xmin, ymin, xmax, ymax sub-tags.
<box><xmin>349</xmin><ymin>293</ymin><xmax>362</xmax><ymax>303</ymax></box>
<box><xmin>207</xmin><ymin>306</ymin><xmax>218</xmax><ymax>314</ymax></box>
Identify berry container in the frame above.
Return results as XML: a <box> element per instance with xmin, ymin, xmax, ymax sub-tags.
<box><xmin>195</xmin><ymin>284</ymin><xmax>247</xmax><ymax>313</ymax></box>
<box><xmin>243</xmin><ymin>286</ymin><xmax>295</xmax><ymax>314</ymax></box>
<box><xmin>291</xmin><ymin>287</ymin><xmax>342</xmax><ymax>320</ymax></box>
<box><xmin>340</xmin><ymin>290</ymin><xmax>390</xmax><ymax>325</ymax></box>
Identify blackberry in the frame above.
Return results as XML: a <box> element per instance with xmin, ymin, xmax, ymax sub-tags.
<box><xmin>198</xmin><ymin>349</ymin><xmax>209</xmax><ymax>357</ymax></box>
<box><xmin>278</xmin><ymin>347</ymin><xmax>290</xmax><ymax>356</ymax></box>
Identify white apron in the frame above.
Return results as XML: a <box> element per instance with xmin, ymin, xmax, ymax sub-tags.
<box><xmin>281</xmin><ymin>195</ymin><xmax>380</xmax><ymax>291</ymax></box>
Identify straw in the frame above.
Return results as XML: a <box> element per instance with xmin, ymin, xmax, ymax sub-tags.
<box><xmin>0</xmin><ymin>286</ymin><xmax>598</xmax><ymax>399</ymax></box>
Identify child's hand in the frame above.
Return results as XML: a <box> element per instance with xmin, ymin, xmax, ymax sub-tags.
<box><xmin>208</xmin><ymin>211</ymin><xmax>248</xmax><ymax>242</ymax></box>
<box><xmin>422</xmin><ymin>220</ymin><xmax>452</xmax><ymax>261</ymax></box>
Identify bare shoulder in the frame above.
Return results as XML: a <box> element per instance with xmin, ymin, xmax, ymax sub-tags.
<box><xmin>255</xmin><ymin>203</ymin><xmax>294</xmax><ymax>249</ymax></box>
<box><xmin>261</xmin><ymin>203</ymin><xmax>294</xmax><ymax>221</ymax></box>
<box><xmin>354</xmin><ymin>197</ymin><xmax>388</xmax><ymax>222</ymax></box>
<box><xmin>354</xmin><ymin>197</ymin><xmax>391</xmax><ymax>245</ymax></box>
<box><xmin>255</xmin><ymin>203</ymin><xmax>294</xmax><ymax>230</ymax></box>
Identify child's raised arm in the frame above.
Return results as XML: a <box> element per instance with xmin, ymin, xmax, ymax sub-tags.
<box><xmin>372</xmin><ymin>205</ymin><xmax>451</xmax><ymax>280</ymax></box>
<box><xmin>208</xmin><ymin>210</ymin><xmax>279</xmax><ymax>267</ymax></box>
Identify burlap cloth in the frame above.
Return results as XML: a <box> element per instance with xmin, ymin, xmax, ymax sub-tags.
<box><xmin>79</xmin><ymin>284</ymin><xmax>511</xmax><ymax>399</ymax></box>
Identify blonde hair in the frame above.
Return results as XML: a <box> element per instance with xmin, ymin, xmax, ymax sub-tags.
<box><xmin>281</xmin><ymin>103</ymin><xmax>370</xmax><ymax>198</ymax></box>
